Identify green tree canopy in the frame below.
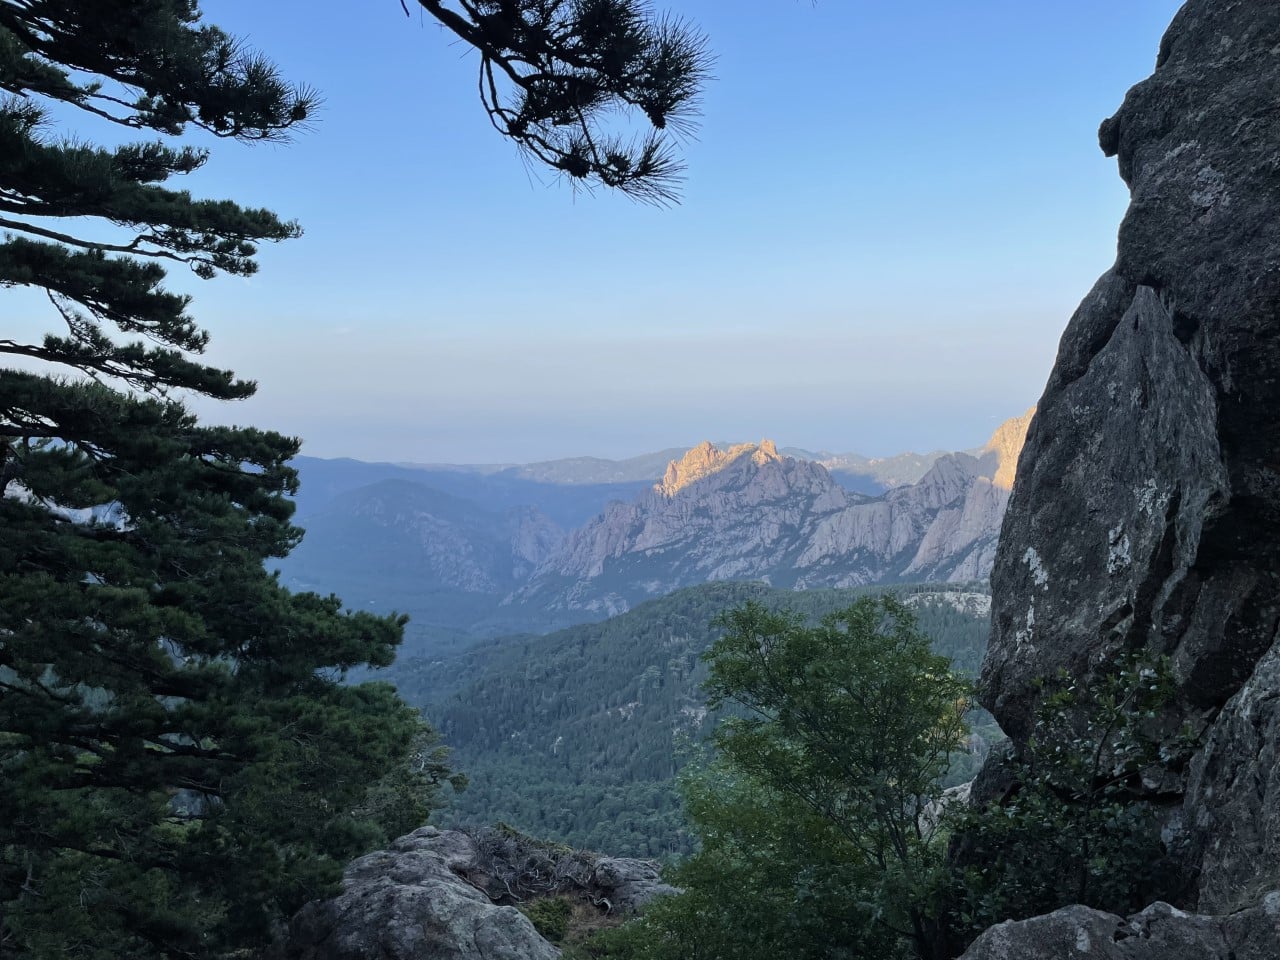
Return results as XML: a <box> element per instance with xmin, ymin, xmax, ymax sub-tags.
<box><xmin>592</xmin><ymin>596</ymin><xmax>972</xmax><ymax>960</ymax></box>
<box><xmin>0</xmin><ymin>4</ymin><xmax>450</xmax><ymax>957</ymax></box>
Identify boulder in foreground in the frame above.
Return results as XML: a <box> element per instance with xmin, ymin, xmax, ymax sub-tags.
<box><xmin>287</xmin><ymin>826</ymin><xmax>677</xmax><ymax>960</ymax></box>
<box><xmin>959</xmin><ymin>894</ymin><xmax>1280</xmax><ymax>960</ymax></box>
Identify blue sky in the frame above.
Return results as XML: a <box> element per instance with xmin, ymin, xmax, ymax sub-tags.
<box><xmin>168</xmin><ymin>0</ymin><xmax>1185</xmax><ymax>462</ymax></box>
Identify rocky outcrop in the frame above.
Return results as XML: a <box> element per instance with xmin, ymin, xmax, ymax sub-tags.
<box><xmin>287</xmin><ymin>827</ymin><xmax>676</xmax><ymax>960</ymax></box>
<box><xmin>979</xmin><ymin>408</ymin><xmax>1034</xmax><ymax>492</ymax></box>
<box><xmin>658</xmin><ymin>440</ymin><xmax>780</xmax><ymax>496</ymax></box>
<box><xmin>508</xmin><ymin>506</ymin><xmax>566</xmax><ymax>581</ymax></box>
<box><xmin>288</xmin><ymin>828</ymin><xmax>560</xmax><ymax>960</ymax></box>
<box><xmin>513</xmin><ymin>417</ymin><xmax>1030</xmax><ymax>615</ymax></box>
<box><xmin>978</xmin><ymin>0</ymin><xmax>1280</xmax><ymax>916</ymax></box>
<box><xmin>1181</xmin><ymin>638</ymin><xmax>1280</xmax><ymax>913</ymax></box>
<box><xmin>958</xmin><ymin>895</ymin><xmax>1280</xmax><ymax>960</ymax></box>
<box><xmin>590</xmin><ymin>858</ymin><xmax>678</xmax><ymax>913</ymax></box>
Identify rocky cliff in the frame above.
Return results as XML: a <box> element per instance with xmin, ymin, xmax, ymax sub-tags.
<box><xmin>510</xmin><ymin>415</ymin><xmax>1030</xmax><ymax>617</ymax></box>
<box><xmin>977</xmin><ymin>0</ymin><xmax>1280</xmax><ymax>933</ymax></box>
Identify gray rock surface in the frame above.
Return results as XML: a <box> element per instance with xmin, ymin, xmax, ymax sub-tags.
<box><xmin>590</xmin><ymin>858</ymin><xmax>679</xmax><ymax>912</ymax></box>
<box><xmin>978</xmin><ymin>0</ymin><xmax>1280</xmax><ymax>913</ymax></box>
<box><xmin>984</xmin><ymin>0</ymin><xmax>1280</xmax><ymax>737</ymax></box>
<box><xmin>959</xmin><ymin>894</ymin><xmax>1280</xmax><ymax>960</ymax></box>
<box><xmin>1182</xmin><ymin>638</ymin><xmax>1280</xmax><ymax>913</ymax></box>
<box><xmin>288</xmin><ymin>827</ymin><xmax>560</xmax><ymax>960</ymax></box>
<box><xmin>287</xmin><ymin>828</ymin><xmax>678</xmax><ymax>960</ymax></box>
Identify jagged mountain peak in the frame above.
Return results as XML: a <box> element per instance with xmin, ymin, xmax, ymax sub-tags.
<box><xmin>512</xmin><ymin>417</ymin><xmax>1032</xmax><ymax>616</ymax></box>
<box><xmin>658</xmin><ymin>439</ymin><xmax>783</xmax><ymax>497</ymax></box>
<box><xmin>980</xmin><ymin>407</ymin><xmax>1035</xmax><ymax>490</ymax></box>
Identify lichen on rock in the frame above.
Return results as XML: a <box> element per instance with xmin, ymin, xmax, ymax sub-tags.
<box><xmin>975</xmin><ymin>0</ymin><xmax>1280</xmax><ymax>927</ymax></box>
<box><xmin>286</xmin><ymin>826</ymin><xmax>676</xmax><ymax>960</ymax></box>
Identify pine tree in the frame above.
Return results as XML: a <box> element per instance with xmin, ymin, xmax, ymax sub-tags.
<box><xmin>409</xmin><ymin>0</ymin><xmax>711</xmax><ymax>203</ymax></box>
<box><xmin>0</xmin><ymin>4</ymin><xmax>446</xmax><ymax>956</ymax></box>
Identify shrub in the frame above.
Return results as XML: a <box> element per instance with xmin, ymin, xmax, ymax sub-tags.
<box><xmin>947</xmin><ymin>655</ymin><xmax>1192</xmax><ymax>944</ymax></box>
<box><xmin>523</xmin><ymin>895</ymin><xmax>575</xmax><ymax>942</ymax></box>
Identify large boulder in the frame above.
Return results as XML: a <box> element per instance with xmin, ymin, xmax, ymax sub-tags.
<box><xmin>977</xmin><ymin>0</ymin><xmax>1280</xmax><ymax>910</ymax></box>
<box><xmin>287</xmin><ymin>827</ymin><xmax>560</xmax><ymax>960</ymax></box>
<box><xmin>958</xmin><ymin>894</ymin><xmax>1280</xmax><ymax>960</ymax></box>
<box><xmin>286</xmin><ymin>826</ymin><xmax>678</xmax><ymax>960</ymax></box>
<box><xmin>984</xmin><ymin>0</ymin><xmax>1280</xmax><ymax>742</ymax></box>
<box><xmin>589</xmin><ymin>857</ymin><xmax>678</xmax><ymax>913</ymax></box>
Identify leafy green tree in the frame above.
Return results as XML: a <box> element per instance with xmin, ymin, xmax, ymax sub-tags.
<box><xmin>588</xmin><ymin>597</ymin><xmax>970</xmax><ymax>960</ymax></box>
<box><xmin>0</xmin><ymin>4</ymin><xmax>452</xmax><ymax>957</ymax></box>
<box><xmin>590</xmin><ymin>759</ymin><xmax>906</xmax><ymax>960</ymax></box>
<box><xmin>701</xmin><ymin>597</ymin><xmax>970</xmax><ymax>958</ymax></box>
<box><xmin>406</xmin><ymin>0</ymin><xmax>711</xmax><ymax>202</ymax></box>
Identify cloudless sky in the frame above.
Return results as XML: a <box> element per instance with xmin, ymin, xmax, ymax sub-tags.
<box><xmin>82</xmin><ymin>1</ymin><xmax>1190</xmax><ymax>461</ymax></box>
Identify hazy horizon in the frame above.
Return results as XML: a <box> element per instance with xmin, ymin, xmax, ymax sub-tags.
<box><xmin>292</xmin><ymin>412</ymin><xmax>1020</xmax><ymax>467</ymax></box>
<box><xmin>21</xmin><ymin>0</ymin><xmax>1182</xmax><ymax>465</ymax></box>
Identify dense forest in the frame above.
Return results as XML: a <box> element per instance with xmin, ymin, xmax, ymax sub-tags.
<box><xmin>382</xmin><ymin>581</ymin><xmax>996</xmax><ymax>855</ymax></box>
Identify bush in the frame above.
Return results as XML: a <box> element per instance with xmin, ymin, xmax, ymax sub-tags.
<box><xmin>523</xmin><ymin>896</ymin><xmax>574</xmax><ymax>942</ymax></box>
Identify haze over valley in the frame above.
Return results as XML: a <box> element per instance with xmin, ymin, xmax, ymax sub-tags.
<box><xmin>277</xmin><ymin>410</ymin><xmax>1031</xmax><ymax>655</ymax></box>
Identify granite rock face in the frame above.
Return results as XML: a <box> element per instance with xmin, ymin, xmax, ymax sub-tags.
<box><xmin>288</xmin><ymin>828</ymin><xmax>559</xmax><ymax>960</ymax></box>
<box><xmin>287</xmin><ymin>828</ymin><xmax>677</xmax><ymax>960</ymax></box>
<box><xmin>959</xmin><ymin>895</ymin><xmax>1280</xmax><ymax>960</ymax></box>
<box><xmin>979</xmin><ymin>0</ymin><xmax>1280</xmax><ymax>913</ymax></box>
<box><xmin>1182</xmin><ymin>638</ymin><xmax>1280</xmax><ymax>912</ymax></box>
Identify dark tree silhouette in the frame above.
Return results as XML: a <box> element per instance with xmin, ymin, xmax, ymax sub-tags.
<box><xmin>0</xmin><ymin>4</ymin><xmax>451</xmax><ymax>956</ymax></box>
<box><xmin>408</xmin><ymin>0</ymin><xmax>711</xmax><ymax>203</ymax></box>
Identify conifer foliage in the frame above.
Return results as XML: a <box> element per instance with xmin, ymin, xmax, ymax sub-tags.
<box><xmin>410</xmin><ymin>0</ymin><xmax>711</xmax><ymax>203</ymax></box>
<box><xmin>0</xmin><ymin>4</ymin><xmax>440</xmax><ymax>957</ymax></box>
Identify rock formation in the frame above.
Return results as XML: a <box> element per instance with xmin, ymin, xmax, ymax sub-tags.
<box><xmin>512</xmin><ymin>416</ymin><xmax>1030</xmax><ymax>616</ymax></box>
<box><xmin>979</xmin><ymin>408</ymin><xmax>1033</xmax><ymax>492</ymax></box>
<box><xmin>976</xmin><ymin>0</ymin><xmax>1280</xmax><ymax>934</ymax></box>
<box><xmin>958</xmin><ymin>895</ymin><xmax>1280</xmax><ymax>960</ymax></box>
<box><xmin>288</xmin><ymin>828</ymin><xmax>560</xmax><ymax>960</ymax></box>
<box><xmin>658</xmin><ymin>440</ymin><xmax>779</xmax><ymax>496</ymax></box>
<box><xmin>287</xmin><ymin>826</ymin><xmax>676</xmax><ymax>960</ymax></box>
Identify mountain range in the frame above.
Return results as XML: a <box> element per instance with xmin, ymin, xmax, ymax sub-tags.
<box><xmin>277</xmin><ymin>411</ymin><xmax>1032</xmax><ymax>653</ymax></box>
<box><xmin>510</xmin><ymin>411</ymin><xmax>1032</xmax><ymax>619</ymax></box>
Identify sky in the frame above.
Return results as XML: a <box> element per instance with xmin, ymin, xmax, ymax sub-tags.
<box><xmin>27</xmin><ymin>0</ymin><xmax>1189</xmax><ymax>463</ymax></box>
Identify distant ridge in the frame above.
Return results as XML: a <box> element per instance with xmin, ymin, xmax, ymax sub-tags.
<box><xmin>283</xmin><ymin>413</ymin><xmax>1033</xmax><ymax>647</ymax></box>
<box><xmin>509</xmin><ymin>412</ymin><xmax>1034</xmax><ymax>618</ymax></box>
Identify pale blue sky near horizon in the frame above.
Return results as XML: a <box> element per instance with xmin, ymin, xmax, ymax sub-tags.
<box><xmin>141</xmin><ymin>1</ymin><xmax>1182</xmax><ymax>462</ymax></box>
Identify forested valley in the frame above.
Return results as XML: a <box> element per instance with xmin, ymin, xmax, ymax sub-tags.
<box><xmin>390</xmin><ymin>581</ymin><xmax>996</xmax><ymax>856</ymax></box>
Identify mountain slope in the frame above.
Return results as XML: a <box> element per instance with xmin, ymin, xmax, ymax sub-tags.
<box><xmin>382</xmin><ymin>581</ymin><xmax>993</xmax><ymax>856</ymax></box>
<box><xmin>282</xmin><ymin>415</ymin><xmax>1031</xmax><ymax>648</ymax></box>
<box><xmin>510</xmin><ymin>413</ymin><xmax>1032</xmax><ymax>619</ymax></box>
<box><xmin>290</xmin><ymin>456</ymin><xmax>647</xmax><ymax>528</ymax></box>
<box><xmin>277</xmin><ymin>479</ymin><xmax>566</xmax><ymax>652</ymax></box>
